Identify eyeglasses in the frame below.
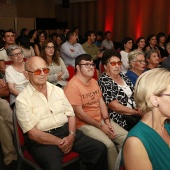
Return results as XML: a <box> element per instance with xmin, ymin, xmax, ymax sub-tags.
<box><xmin>160</xmin><ymin>94</ymin><xmax>170</xmax><ymax>97</ymax></box>
<box><xmin>133</xmin><ymin>60</ymin><xmax>146</xmax><ymax>64</ymax></box>
<box><xmin>107</xmin><ymin>61</ymin><xmax>122</xmax><ymax>66</ymax></box>
<box><xmin>46</xmin><ymin>46</ymin><xmax>54</xmax><ymax>50</ymax></box>
<box><xmin>10</xmin><ymin>52</ymin><xmax>23</xmax><ymax>57</ymax></box>
<box><xmin>78</xmin><ymin>63</ymin><xmax>96</xmax><ymax>68</ymax></box>
<box><xmin>26</xmin><ymin>68</ymin><xmax>50</xmax><ymax>75</ymax></box>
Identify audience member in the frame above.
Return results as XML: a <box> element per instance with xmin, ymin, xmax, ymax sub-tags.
<box><xmin>120</xmin><ymin>37</ymin><xmax>133</xmax><ymax>73</ymax></box>
<box><xmin>5</xmin><ymin>45</ymin><xmax>28</xmax><ymax>106</ymax></box>
<box><xmin>28</xmin><ymin>29</ymin><xmax>38</xmax><ymax>48</ymax></box>
<box><xmin>166</xmin><ymin>42</ymin><xmax>170</xmax><ymax>56</ymax></box>
<box><xmin>16</xmin><ymin>56</ymin><xmax>109</xmax><ymax>170</ymax></box>
<box><xmin>64</xmin><ymin>54</ymin><xmax>127</xmax><ymax>170</ymax></box>
<box><xmin>98</xmin><ymin>49</ymin><xmax>142</xmax><ymax>131</ymax></box>
<box><xmin>34</xmin><ymin>30</ymin><xmax>47</xmax><ymax>56</ymax></box>
<box><xmin>62</xmin><ymin>28</ymin><xmax>70</xmax><ymax>42</ymax></box>
<box><xmin>41</xmin><ymin>39</ymin><xmax>69</xmax><ymax>87</ymax></box>
<box><xmin>156</xmin><ymin>32</ymin><xmax>168</xmax><ymax>62</ymax></box>
<box><xmin>94</xmin><ymin>31</ymin><xmax>104</xmax><ymax>51</ymax></box>
<box><xmin>0</xmin><ymin>30</ymin><xmax>15</xmax><ymax>74</ymax></box>
<box><xmin>101</xmin><ymin>31</ymin><xmax>114</xmax><ymax>51</ymax></box>
<box><xmin>126</xmin><ymin>50</ymin><xmax>146</xmax><ymax>85</ymax></box>
<box><xmin>60</xmin><ymin>31</ymin><xmax>85</xmax><ymax>67</ymax></box>
<box><xmin>55</xmin><ymin>34</ymin><xmax>64</xmax><ymax>53</ymax></box>
<box><xmin>16</xmin><ymin>28</ymin><xmax>29</xmax><ymax>44</ymax></box>
<box><xmin>73</xmin><ymin>26</ymin><xmax>83</xmax><ymax>44</ymax></box>
<box><xmin>145</xmin><ymin>49</ymin><xmax>160</xmax><ymax>70</ymax></box>
<box><xmin>123</xmin><ymin>68</ymin><xmax>170</xmax><ymax>170</ymax></box>
<box><xmin>19</xmin><ymin>35</ymin><xmax>35</xmax><ymax>58</ymax></box>
<box><xmin>134</xmin><ymin>37</ymin><xmax>146</xmax><ymax>51</ymax></box>
<box><xmin>0</xmin><ymin>77</ymin><xmax>17</xmax><ymax>170</ymax></box>
<box><xmin>82</xmin><ymin>31</ymin><xmax>103</xmax><ymax>69</ymax></box>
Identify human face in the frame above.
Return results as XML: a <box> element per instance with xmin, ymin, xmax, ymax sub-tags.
<box><xmin>3</xmin><ymin>32</ymin><xmax>15</xmax><ymax>45</ymax></box>
<box><xmin>56</xmin><ymin>37</ymin><xmax>62</xmax><ymax>45</ymax></box>
<box><xmin>131</xmin><ymin>54</ymin><xmax>146</xmax><ymax>72</ymax></box>
<box><xmin>137</xmin><ymin>39</ymin><xmax>145</xmax><ymax>49</ymax></box>
<box><xmin>78</xmin><ymin>60</ymin><xmax>95</xmax><ymax>78</ymax></box>
<box><xmin>166</xmin><ymin>45</ymin><xmax>170</xmax><ymax>55</ymax></box>
<box><xmin>10</xmin><ymin>49</ymin><xmax>24</xmax><ymax>63</ymax></box>
<box><xmin>45</xmin><ymin>42</ymin><xmax>54</xmax><ymax>57</ymax></box>
<box><xmin>147</xmin><ymin>52</ymin><xmax>159</xmax><ymax>65</ymax></box>
<box><xmin>33</xmin><ymin>31</ymin><xmax>38</xmax><ymax>39</ymax></box>
<box><xmin>149</xmin><ymin>36</ymin><xmax>157</xmax><ymax>46</ymax></box>
<box><xmin>39</xmin><ymin>33</ymin><xmax>45</xmax><ymax>42</ymax></box>
<box><xmin>105</xmin><ymin>56</ymin><xmax>121</xmax><ymax>76</ymax></box>
<box><xmin>124</xmin><ymin>40</ymin><xmax>133</xmax><ymax>50</ymax></box>
<box><xmin>26</xmin><ymin>58</ymin><xmax>48</xmax><ymax>86</ymax></box>
<box><xmin>71</xmin><ymin>33</ymin><xmax>78</xmax><ymax>44</ymax></box>
<box><xmin>159</xmin><ymin>36</ymin><xmax>166</xmax><ymax>43</ymax></box>
<box><xmin>89</xmin><ymin>33</ymin><xmax>96</xmax><ymax>43</ymax></box>
<box><xmin>106</xmin><ymin>33</ymin><xmax>112</xmax><ymax>40</ymax></box>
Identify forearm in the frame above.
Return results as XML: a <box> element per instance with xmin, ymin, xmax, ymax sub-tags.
<box><xmin>68</xmin><ymin>116</ymin><xmax>76</xmax><ymax>133</ymax></box>
<box><xmin>9</xmin><ymin>88</ymin><xmax>20</xmax><ymax>97</ymax></box>
<box><xmin>99</xmin><ymin>98</ymin><xmax>109</xmax><ymax>119</ymax></box>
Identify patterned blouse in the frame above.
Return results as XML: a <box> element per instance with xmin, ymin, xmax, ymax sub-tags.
<box><xmin>98</xmin><ymin>72</ymin><xmax>136</xmax><ymax>128</ymax></box>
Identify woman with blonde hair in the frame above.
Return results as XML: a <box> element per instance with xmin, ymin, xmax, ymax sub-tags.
<box><xmin>123</xmin><ymin>68</ymin><xmax>170</xmax><ymax>170</ymax></box>
<box><xmin>126</xmin><ymin>50</ymin><xmax>146</xmax><ymax>85</ymax></box>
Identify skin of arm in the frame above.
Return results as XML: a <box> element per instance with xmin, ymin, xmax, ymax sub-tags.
<box><xmin>123</xmin><ymin>137</ymin><xmax>153</xmax><ymax>170</ymax></box>
<box><xmin>0</xmin><ymin>61</ymin><xmax>6</xmax><ymax>74</ymax></box>
<box><xmin>0</xmin><ymin>79</ymin><xmax>9</xmax><ymax>97</ymax></box>
<box><xmin>7</xmin><ymin>82</ymin><xmax>21</xmax><ymax>97</ymax></box>
<box><xmin>34</xmin><ymin>44</ymin><xmax>40</xmax><ymax>56</ymax></box>
<box><xmin>108</xmin><ymin>100</ymin><xmax>141</xmax><ymax>115</ymax></box>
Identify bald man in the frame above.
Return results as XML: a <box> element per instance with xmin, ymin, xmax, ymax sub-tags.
<box><xmin>15</xmin><ymin>56</ymin><xmax>108</xmax><ymax>170</ymax></box>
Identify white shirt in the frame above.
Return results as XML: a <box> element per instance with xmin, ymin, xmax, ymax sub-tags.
<box><xmin>120</xmin><ymin>50</ymin><xmax>129</xmax><ymax>73</ymax></box>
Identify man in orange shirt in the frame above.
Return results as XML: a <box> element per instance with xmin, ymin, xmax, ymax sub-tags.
<box><xmin>64</xmin><ymin>54</ymin><xmax>127</xmax><ymax>170</ymax></box>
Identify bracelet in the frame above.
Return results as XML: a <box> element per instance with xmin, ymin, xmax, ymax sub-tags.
<box><xmin>69</xmin><ymin>131</ymin><xmax>76</xmax><ymax>137</ymax></box>
<box><xmin>104</xmin><ymin>117</ymin><xmax>110</xmax><ymax>122</ymax></box>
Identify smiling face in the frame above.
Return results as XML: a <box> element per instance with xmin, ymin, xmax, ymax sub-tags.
<box><xmin>10</xmin><ymin>48</ymin><xmax>24</xmax><ymax>63</ymax></box>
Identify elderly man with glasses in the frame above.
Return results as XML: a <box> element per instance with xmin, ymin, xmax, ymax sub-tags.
<box><xmin>15</xmin><ymin>56</ymin><xmax>108</xmax><ymax>170</ymax></box>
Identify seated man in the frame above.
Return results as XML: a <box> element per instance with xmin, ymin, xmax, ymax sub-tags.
<box><xmin>64</xmin><ymin>54</ymin><xmax>127</xmax><ymax>170</ymax></box>
<box><xmin>15</xmin><ymin>56</ymin><xmax>108</xmax><ymax>170</ymax></box>
<box><xmin>0</xmin><ymin>77</ymin><xmax>17</xmax><ymax>170</ymax></box>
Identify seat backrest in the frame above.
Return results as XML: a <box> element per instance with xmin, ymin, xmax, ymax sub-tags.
<box><xmin>67</xmin><ymin>65</ymin><xmax>75</xmax><ymax>81</ymax></box>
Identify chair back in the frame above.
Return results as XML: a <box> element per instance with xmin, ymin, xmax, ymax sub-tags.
<box><xmin>67</xmin><ymin>65</ymin><xmax>75</xmax><ymax>81</ymax></box>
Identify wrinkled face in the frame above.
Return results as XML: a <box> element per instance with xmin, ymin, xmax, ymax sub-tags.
<box><xmin>3</xmin><ymin>32</ymin><xmax>15</xmax><ymax>45</ymax></box>
<box><xmin>10</xmin><ymin>48</ymin><xmax>24</xmax><ymax>63</ymax></box>
<box><xmin>77</xmin><ymin>60</ymin><xmax>95</xmax><ymax>78</ymax></box>
<box><xmin>137</xmin><ymin>39</ymin><xmax>145</xmax><ymax>49</ymax></box>
<box><xmin>45</xmin><ymin>42</ymin><xmax>54</xmax><ymax>57</ymax></box>
<box><xmin>147</xmin><ymin>52</ymin><xmax>159</xmax><ymax>65</ymax></box>
<box><xmin>131</xmin><ymin>54</ymin><xmax>146</xmax><ymax>72</ymax></box>
<box><xmin>26</xmin><ymin>58</ymin><xmax>49</xmax><ymax>87</ymax></box>
<box><xmin>124</xmin><ymin>40</ymin><xmax>133</xmax><ymax>50</ymax></box>
<box><xmin>89</xmin><ymin>33</ymin><xmax>96</xmax><ymax>43</ymax></box>
<box><xmin>149</xmin><ymin>36</ymin><xmax>157</xmax><ymax>45</ymax></box>
<box><xmin>105</xmin><ymin>56</ymin><xmax>122</xmax><ymax>76</ymax></box>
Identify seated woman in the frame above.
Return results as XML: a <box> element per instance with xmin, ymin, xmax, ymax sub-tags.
<box><xmin>145</xmin><ymin>49</ymin><xmax>160</xmax><ymax>70</ymax></box>
<box><xmin>134</xmin><ymin>37</ymin><xmax>146</xmax><ymax>51</ymax></box>
<box><xmin>41</xmin><ymin>39</ymin><xmax>69</xmax><ymax>87</ymax></box>
<box><xmin>123</xmin><ymin>68</ymin><xmax>170</xmax><ymax>170</ymax></box>
<box><xmin>5</xmin><ymin>45</ymin><xmax>28</xmax><ymax>106</ymax></box>
<box><xmin>126</xmin><ymin>50</ymin><xmax>146</xmax><ymax>85</ymax></box>
<box><xmin>98</xmin><ymin>49</ymin><xmax>142</xmax><ymax>131</ymax></box>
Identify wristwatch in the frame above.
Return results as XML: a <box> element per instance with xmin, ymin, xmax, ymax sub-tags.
<box><xmin>69</xmin><ymin>131</ymin><xmax>76</xmax><ymax>137</ymax></box>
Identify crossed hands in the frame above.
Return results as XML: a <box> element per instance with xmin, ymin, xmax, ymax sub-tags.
<box><xmin>58</xmin><ymin>135</ymin><xmax>75</xmax><ymax>154</ymax></box>
<box><xmin>101</xmin><ymin>123</ymin><xmax>116</xmax><ymax>139</ymax></box>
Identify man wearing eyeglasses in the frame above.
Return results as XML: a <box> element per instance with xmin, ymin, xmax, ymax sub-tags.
<box><xmin>15</xmin><ymin>56</ymin><xmax>108</xmax><ymax>170</ymax></box>
<box><xmin>64</xmin><ymin>54</ymin><xmax>127</xmax><ymax>170</ymax></box>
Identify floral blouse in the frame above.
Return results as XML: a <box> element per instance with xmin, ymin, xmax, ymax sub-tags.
<box><xmin>98</xmin><ymin>72</ymin><xmax>136</xmax><ymax>128</ymax></box>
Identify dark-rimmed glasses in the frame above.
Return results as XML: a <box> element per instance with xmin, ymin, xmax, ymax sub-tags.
<box><xmin>46</xmin><ymin>46</ymin><xmax>54</xmax><ymax>50</ymax></box>
<box><xmin>107</xmin><ymin>61</ymin><xmax>122</xmax><ymax>66</ymax></box>
<box><xmin>160</xmin><ymin>94</ymin><xmax>170</xmax><ymax>97</ymax></box>
<box><xmin>78</xmin><ymin>63</ymin><xmax>96</xmax><ymax>68</ymax></box>
<box><xmin>26</xmin><ymin>68</ymin><xmax>50</xmax><ymax>75</ymax></box>
<box><xmin>10</xmin><ymin>52</ymin><xmax>23</xmax><ymax>57</ymax></box>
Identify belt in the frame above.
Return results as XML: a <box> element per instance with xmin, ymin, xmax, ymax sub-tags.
<box><xmin>45</xmin><ymin>128</ymin><xmax>59</xmax><ymax>133</ymax></box>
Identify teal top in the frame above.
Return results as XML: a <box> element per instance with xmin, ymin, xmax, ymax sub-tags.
<box><xmin>122</xmin><ymin>121</ymin><xmax>170</xmax><ymax>170</ymax></box>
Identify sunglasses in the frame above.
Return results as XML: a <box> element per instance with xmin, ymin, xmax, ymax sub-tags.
<box><xmin>107</xmin><ymin>61</ymin><xmax>122</xmax><ymax>66</ymax></box>
<box><xmin>26</xmin><ymin>68</ymin><xmax>50</xmax><ymax>75</ymax></box>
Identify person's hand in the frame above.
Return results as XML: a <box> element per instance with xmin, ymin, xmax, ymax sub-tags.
<box><xmin>70</xmin><ymin>49</ymin><xmax>75</xmax><ymax>52</ymax></box>
<box><xmin>57</xmin><ymin>72</ymin><xmax>63</xmax><ymax>80</ymax></box>
<box><xmin>59</xmin><ymin>135</ymin><xmax>75</xmax><ymax>154</ymax></box>
<box><xmin>0</xmin><ymin>79</ymin><xmax>6</xmax><ymax>88</ymax></box>
<box><xmin>100</xmin><ymin>124</ymin><xmax>116</xmax><ymax>139</ymax></box>
<box><xmin>134</xmin><ymin>108</ymin><xmax>143</xmax><ymax>116</ymax></box>
<box><xmin>97</xmin><ymin>52</ymin><xmax>103</xmax><ymax>58</ymax></box>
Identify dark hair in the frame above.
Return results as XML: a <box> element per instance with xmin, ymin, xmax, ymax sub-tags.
<box><xmin>75</xmin><ymin>54</ymin><xmax>92</xmax><ymax>69</ymax></box>
<box><xmin>102</xmin><ymin>49</ymin><xmax>121</xmax><ymax>65</ymax></box>
<box><xmin>28</xmin><ymin>30</ymin><xmax>37</xmax><ymax>39</ymax></box>
<box><xmin>20</xmin><ymin>28</ymin><xmax>28</xmax><ymax>36</ymax></box>
<box><xmin>136</xmin><ymin>37</ymin><xmax>146</xmax><ymax>44</ymax></box>
<box><xmin>156</xmin><ymin>32</ymin><xmax>166</xmax><ymax>43</ymax></box>
<box><xmin>96</xmin><ymin>31</ymin><xmax>103</xmax><ymax>37</ymax></box>
<box><xmin>41</xmin><ymin>39</ymin><xmax>60</xmax><ymax>65</ymax></box>
<box><xmin>37</xmin><ymin>30</ymin><xmax>47</xmax><ymax>40</ymax></box>
<box><xmin>2</xmin><ymin>29</ymin><xmax>14</xmax><ymax>38</ymax></box>
<box><xmin>121</xmin><ymin>37</ymin><xmax>133</xmax><ymax>50</ymax></box>
<box><xmin>146</xmin><ymin>34</ymin><xmax>156</xmax><ymax>43</ymax></box>
<box><xmin>66</xmin><ymin>31</ymin><xmax>74</xmax><ymax>41</ymax></box>
<box><xmin>20</xmin><ymin>35</ymin><xmax>30</xmax><ymax>49</ymax></box>
<box><xmin>84</xmin><ymin>31</ymin><xmax>95</xmax><ymax>41</ymax></box>
<box><xmin>104</xmin><ymin>31</ymin><xmax>111</xmax><ymax>36</ymax></box>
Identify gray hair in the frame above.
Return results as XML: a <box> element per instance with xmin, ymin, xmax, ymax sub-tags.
<box><xmin>6</xmin><ymin>45</ymin><xmax>23</xmax><ymax>56</ymax></box>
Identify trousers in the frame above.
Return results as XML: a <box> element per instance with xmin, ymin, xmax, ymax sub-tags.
<box><xmin>25</xmin><ymin>123</ymin><xmax>109</xmax><ymax>170</ymax></box>
<box><xmin>79</xmin><ymin>120</ymin><xmax>127</xmax><ymax>170</ymax></box>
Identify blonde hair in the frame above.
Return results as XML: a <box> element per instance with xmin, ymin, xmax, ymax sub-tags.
<box><xmin>128</xmin><ymin>50</ymin><xmax>144</xmax><ymax>68</ymax></box>
<box><xmin>134</xmin><ymin>68</ymin><xmax>170</xmax><ymax>113</ymax></box>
